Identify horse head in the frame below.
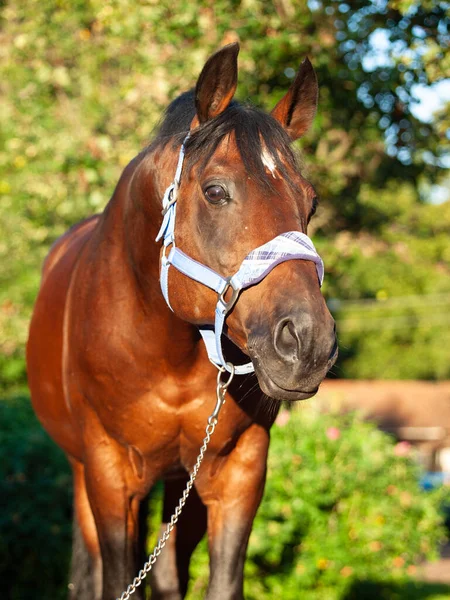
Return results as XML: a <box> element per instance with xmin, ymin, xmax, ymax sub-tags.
<box><xmin>147</xmin><ymin>43</ymin><xmax>337</xmax><ymax>401</ymax></box>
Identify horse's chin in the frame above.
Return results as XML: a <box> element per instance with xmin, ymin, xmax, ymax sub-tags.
<box><xmin>254</xmin><ymin>365</ymin><xmax>319</xmax><ymax>402</ymax></box>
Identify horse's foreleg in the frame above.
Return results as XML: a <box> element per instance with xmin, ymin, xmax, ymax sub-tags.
<box><xmin>69</xmin><ymin>459</ymin><xmax>102</xmax><ymax>600</ymax></box>
<box><xmin>197</xmin><ymin>424</ymin><xmax>270</xmax><ymax>600</ymax></box>
<box><xmin>83</xmin><ymin>444</ymin><xmax>145</xmax><ymax>600</ymax></box>
<box><xmin>151</xmin><ymin>476</ymin><xmax>207</xmax><ymax>599</ymax></box>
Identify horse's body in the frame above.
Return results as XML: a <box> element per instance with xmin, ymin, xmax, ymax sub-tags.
<box><xmin>27</xmin><ymin>45</ymin><xmax>337</xmax><ymax>599</ymax></box>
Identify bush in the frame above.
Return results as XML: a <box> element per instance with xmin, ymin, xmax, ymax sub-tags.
<box><xmin>0</xmin><ymin>393</ymin><xmax>72</xmax><ymax>600</ymax></box>
<box><xmin>187</xmin><ymin>408</ymin><xmax>449</xmax><ymax>599</ymax></box>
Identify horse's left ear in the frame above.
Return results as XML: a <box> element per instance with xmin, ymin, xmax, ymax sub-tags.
<box><xmin>194</xmin><ymin>43</ymin><xmax>239</xmax><ymax>125</ymax></box>
<box><xmin>271</xmin><ymin>58</ymin><xmax>318</xmax><ymax>141</ymax></box>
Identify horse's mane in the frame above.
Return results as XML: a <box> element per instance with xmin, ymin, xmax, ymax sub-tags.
<box><xmin>149</xmin><ymin>90</ymin><xmax>300</xmax><ymax>192</ymax></box>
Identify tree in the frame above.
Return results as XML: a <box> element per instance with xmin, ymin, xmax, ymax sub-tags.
<box><xmin>0</xmin><ymin>0</ymin><xmax>449</xmax><ymax>386</ymax></box>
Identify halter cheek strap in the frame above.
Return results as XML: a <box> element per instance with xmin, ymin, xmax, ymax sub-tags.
<box><xmin>156</xmin><ymin>134</ymin><xmax>325</xmax><ymax>375</ymax></box>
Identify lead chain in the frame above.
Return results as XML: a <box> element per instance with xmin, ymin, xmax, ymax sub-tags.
<box><xmin>116</xmin><ymin>364</ymin><xmax>235</xmax><ymax>600</ymax></box>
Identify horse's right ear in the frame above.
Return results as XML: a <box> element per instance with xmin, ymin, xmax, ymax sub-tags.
<box><xmin>193</xmin><ymin>43</ymin><xmax>239</xmax><ymax>126</ymax></box>
<box><xmin>271</xmin><ymin>58</ymin><xmax>318</xmax><ymax>141</ymax></box>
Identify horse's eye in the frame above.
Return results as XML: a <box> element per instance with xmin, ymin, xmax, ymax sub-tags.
<box><xmin>204</xmin><ymin>184</ymin><xmax>228</xmax><ymax>205</ymax></box>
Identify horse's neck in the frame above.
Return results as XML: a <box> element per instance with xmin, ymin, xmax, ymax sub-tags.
<box><xmin>96</xmin><ymin>150</ymin><xmax>201</xmax><ymax>370</ymax></box>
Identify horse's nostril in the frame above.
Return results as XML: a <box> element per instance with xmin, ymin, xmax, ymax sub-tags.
<box><xmin>274</xmin><ymin>319</ymin><xmax>300</xmax><ymax>362</ymax></box>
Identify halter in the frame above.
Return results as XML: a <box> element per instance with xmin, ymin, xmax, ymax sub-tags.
<box><xmin>155</xmin><ymin>133</ymin><xmax>324</xmax><ymax>375</ymax></box>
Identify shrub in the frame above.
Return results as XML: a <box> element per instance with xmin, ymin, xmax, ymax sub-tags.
<box><xmin>0</xmin><ymin>393</ymin><xmax>72</xmax><ymax>600</ymax></box>
<box><xmin>187</xmin><ymin>408</ymin><xmax>449</xmax><ymax>599</ymax></box>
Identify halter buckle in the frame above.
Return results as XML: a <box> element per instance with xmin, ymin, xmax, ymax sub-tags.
<box><xmin>218</xmin><ymin>280</ymin><xmax>240</xmax><ymax>312</ymax></box>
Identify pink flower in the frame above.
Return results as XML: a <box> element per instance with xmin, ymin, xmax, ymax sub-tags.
<box><xmin>276</xmin><ymin>410</ymin><xmax>290</xmax><ymax>427</ymax></box>
<box><xmin>326</xmin><ymin>427</ymin><xmax>341</xmax><ymax>440</ymax></box>
<box><xmin>394</xmin><ymin>441</ymin><xmax>411</xmax><ymax>457</ymax></box>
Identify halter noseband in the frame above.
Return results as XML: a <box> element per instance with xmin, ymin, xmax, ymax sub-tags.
<box><xmin>156</xmin><ymin>133</ymin><xmax>324</xmax><ymax>376</ymax></box>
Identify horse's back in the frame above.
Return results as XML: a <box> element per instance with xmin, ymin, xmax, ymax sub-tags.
<box><xmin>27</xmin><ymin>215</ymin><xmax>100</xmax><ymax>459</ymax></box>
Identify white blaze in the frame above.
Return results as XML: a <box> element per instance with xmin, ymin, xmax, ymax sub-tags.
<box><xmin>261</xmin><ymin>147</ymin><xmax>278</xmax><ymax>178</ymax></box>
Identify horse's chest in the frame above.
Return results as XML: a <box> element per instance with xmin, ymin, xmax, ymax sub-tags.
<box><xmin>117</xmin><ymin>390</ymin><xmax>247</xmax><ymax>453</ymax></box>
<box><xmin>71</xmin><ymin>369</ymin><xmax>249</xmax><ymax>471</ymax></box>
<box><xmin>116</xmin><ymin>392</ymin><xmax>249</xmax><ymax>489</ymax></box>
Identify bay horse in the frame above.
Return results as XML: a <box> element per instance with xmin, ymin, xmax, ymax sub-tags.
<box><xmin>27</xmin><ymin>43</ymin><xmax>337</xmax><ymax>600</ymax></box>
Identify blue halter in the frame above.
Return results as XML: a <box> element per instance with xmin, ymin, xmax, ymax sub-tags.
<box><xmin>156</xmin><ymin>134</ymin><xmax>324</xmax><ymax>375</ymax></box>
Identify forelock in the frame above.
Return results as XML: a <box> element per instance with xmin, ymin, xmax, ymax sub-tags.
<box><xmin>149</xmin><ymin>92</ymin><xmax>302</xmax><ymax>193</ymax></box>
<box><xmin>184</xmin><ymin>105</ymin><xmax>299</xmax><ymax>192</ymax></box>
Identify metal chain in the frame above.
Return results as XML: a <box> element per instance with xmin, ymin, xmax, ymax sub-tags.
<box><xmin>115</xmin><ymin>364</ymin><xmax>235</xmax><ymax>600</ymax></box>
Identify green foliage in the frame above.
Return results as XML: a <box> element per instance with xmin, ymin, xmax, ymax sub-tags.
<box><xmin>0</xmin><ymin>1</ymin><xmax>449</xmax><ymax>385</ymax></box>
<box><xmin>187</xmin><ymin>409</ymin><xmax>449</xmax><ymax>600</ymax></box>
<box><xmin>319</xmin><ymin>189</ymin><xmax>450</xmax><ymax>379</ymax></box>
<box><xmin>0</xmin><ymin>392</ymin><xmax>72</xmax><ymax>600</ymax></box>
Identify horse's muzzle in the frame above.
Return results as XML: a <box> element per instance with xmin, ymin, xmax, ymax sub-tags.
<box><xmin>247</xmin><ymin>312</ymin><xmax>338</xmax><ymax>401</ymax></box>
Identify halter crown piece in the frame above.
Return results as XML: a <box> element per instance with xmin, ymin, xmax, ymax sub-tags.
<box><xmin>156</xmin><ymin>133</ymin><xmax>325</xmax><ymax>376</ymax></box>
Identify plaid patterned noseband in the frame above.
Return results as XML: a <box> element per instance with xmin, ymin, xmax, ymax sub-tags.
<box><xmin>156</xmin><ymin>133</ymin><xmax>324</xmax><ymax>376</ymax></box>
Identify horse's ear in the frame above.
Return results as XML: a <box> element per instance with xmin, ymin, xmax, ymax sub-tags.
<box><xmin>194</xmin><ymin>43</ymin><xmax>239</xmax><ymax>125</ymax></box>
<box><xmin>271</xmin><ymin>58</ymin><xmax>318</xmax><ymax>141</ymax></box>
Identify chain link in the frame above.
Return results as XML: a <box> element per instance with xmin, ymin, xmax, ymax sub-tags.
<box><xmin>115</xmin><ymin>364</ymin><xmax>235</xmax><ymax>600</ymax></box>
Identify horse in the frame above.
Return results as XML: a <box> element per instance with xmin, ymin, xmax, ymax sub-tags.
<box><xmin>27</xmin><ymin>43</ymin><xmax>337</xmax><ymax>600</ymax></box>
